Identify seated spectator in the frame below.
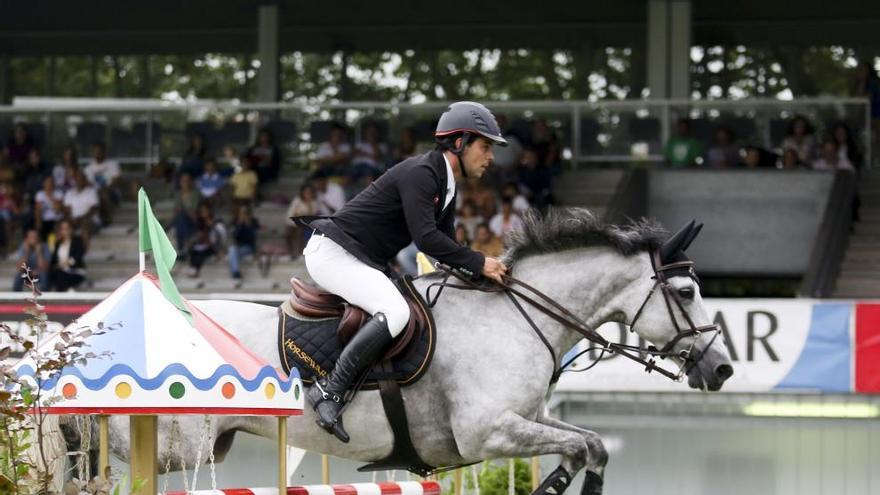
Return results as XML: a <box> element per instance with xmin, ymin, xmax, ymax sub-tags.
<box><xmin>33</xmin><ymin>176</ymin><xmax>65</xmax><ymax>241</ymax></box>
<box><xmin>489</xmin><ymin>197</ymin><xmax>524</xmax><ymax>238</ymax></box>
<box><xmin>742</xmin><ymin>146</ymin><xmax>777</xmax><ymax>169</ymax></box>
<box><xmin>517</xmin><ymin>147</ymin><xmax>554</xmax><ymax>210</ymax></box>
<box><xmin>53</xmin><ymin>145</ymin><xmax>80</xmax><ymax>193</ymax></box>
<box><xmin>285</xmin><ymin>184</ymin><xmax>319</xmax><ymax>258</ymax></box>
<box><xmin>529</xmin><ymin>119</ymin><xmax>562</xmax><ymax>176</ymax></box>
<box><xmin>229</xmin><ymin>158</ymin><xmax>259</xmax><ymax>213</ymax></box>
<box><xmin>50</xmin><ymin>220</ymin><xmax>87</xmax><ymax>292</ymax></box>
<box><xmin>197</xmin><ymin>159</ymin><xmax>227</xmax><ymax>205</ymax></box>
<box><xmin>781</xmin><ymin>116</ymin><xmax>816</xmax><ymax>164</ymax></box>
<box><xmin>84</xmin><ymin>142</ymin><xmax>121</xmax><ymax>225</ymax></box>
<box><xmin>227</xmin><ymin>206</ymin><xmax>260</xmax><ymax>280</ymax></box>
<box><xmin>0</xmin><ymin>181</ymin><xmax>21</xmax><ymax>256</ymax></box>
<box><xmin>780</xmin><ymin>148</ymin><xmax>807</xmax><ymax>170</ymax></box>
<box><xmin>315</xmin><ymin>122</ymin><xmax>351</xmax><ymax>176</ymax></box>
<box><xmin>187</xmin><ymin>204</ymin><xmax>226</xmax><ymax>277</ymax></box>
<box><xmin>221</xmin><ymin>145</ymin><xmax>241</xmax><ymax>175</ymax></box>
<box><xmin>830</xmin><ymin>122</ymin><xmax>863</xmax><ymax>169</ymax></box>
<box><xmin>171</xmin><ymin>173</ymin><xmax>202</xmax><ymax>252</ymax></box>
<box><xmin>21</xmin><ymin>148</ymin><xmax>52</xmax><ymax>200</ymax></box>
<box><xmin>351</xmin><ymin>122</ymin><xmax>388</xmax><ymax>182</ymax></box>
<box><xmin>12</xmin><ymin>228</ymin><xmax>49</xmax><ymax>292</ymax></box>
<box><xmin>454</xmin><ymin>224</ymin><xmax>469</xmax><ymax>246</ymax></box>
<box><xmin>470</xmin><ymin>223</ymin><xmax>504</xmax><ymax>258</ymax></box>
<box><xmin>180</xmin><ymin>133</ymin><xmax>208</xmax><ymax>177</ymax></box>
<box><xmin>706</xmin><ymin>127</ymin><xmax>740</xmax><ymax>168</ymax></box>
<box><xmin>391</xmin><ymin>127</ymin><xmax>417</xmax><ymax>164</ymax></box>
<box><xmin>500</xmin><ymin>182</ymin><xmax>530</xmax><ymax>215</ymax></box>
<box><xmin>812</xmin><ymin>137</ymin><xmax>855</xmax><ymax>172</ymax></box>
<box><xmin>6</xmin><ymin>123</ymin><xmax>35</xmax><ymax>168</ymax></box>
<box><xmin>245</xmin><ymin>129</ymin><xmax>281</xmax><ymax>183</ymax></box>
<box><xmin>310</xmin><ymin>169</ymin><xmax>346</xmax><ymax>215</ymax></box>
<box><xmin>664</xmin><ymin>118</ymin><xmax>704</xmax><ymax>167</ymax></box>
<box><xmin>62</xmin><ymin>171</ymin><xmax>100</xmax><ymax>247</ymax></box>
<box><xmin>467</xmin><ymin>180</ymin><xmax>498</xmax><ymax>220</ymax></box>
<box><xmin>456</xmin><ymin>201</ymin><xmax>484</xmax><ymax>240</ymax></box>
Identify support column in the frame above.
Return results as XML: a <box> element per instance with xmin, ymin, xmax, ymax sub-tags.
<box><xmin>646</xmin><ymin>0</ymin><xmax>669</xmax><ymax>99</ymax></box>
<box><xmin>129</xmin><ymin>415</ymin><xmax>157</xmax><ymax>495</ymax></box>
<box><xmin>257</xmin><ymin>3</ymin><xmax>280</xmax><ymax>102</ymax></box>
<box><xmin>669</xmin><ymin>0</ymin><xmax>691</xmax><ymax>98</ymax></box>
<box><xmin>646</xmin><ymin>0</ymin><xmax>691</xmax><ymax>99</ymax></box>
<box><xmin>139</xmin><ymin>55</ymin><xmax>152</xmax><ymax>98</ymax></box>
<box><xmin>0</xmin><ymin>55</ymin><xmax>9</xmax><ymax>104</ymax></box>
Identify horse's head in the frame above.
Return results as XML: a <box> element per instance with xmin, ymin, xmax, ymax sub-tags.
<box><xmin>626</xmin><ymin>220</ymin><xmax>733</xmax><ymax>391</ymax></box>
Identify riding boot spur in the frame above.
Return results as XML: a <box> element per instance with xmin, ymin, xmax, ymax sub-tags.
<box><xmin>306</xmin><ymin>312</ymin><xmax>393</xmax><ymax>443</ymax></box>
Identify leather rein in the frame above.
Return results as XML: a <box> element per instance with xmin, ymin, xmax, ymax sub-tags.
<box><xmin>425</xmin><ymin>249</ymin><xmax>720</xmax><ymax>384</ymax></box>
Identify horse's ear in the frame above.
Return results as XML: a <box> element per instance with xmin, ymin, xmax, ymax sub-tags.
<box><xmin>680</xmin><ymin>222</ymin><xmax>703</xmax><ymax>252</ymax></box>
<box><xmin>660</xmin><ymin>220</ymin><xmax>695</xmax><ymax>262</ymax></box>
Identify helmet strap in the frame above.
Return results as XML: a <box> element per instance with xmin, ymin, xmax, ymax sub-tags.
<box><xmin>452</xmin><ymin>132</ymin><xmax>471</xmax><ymax>179</ymax></box>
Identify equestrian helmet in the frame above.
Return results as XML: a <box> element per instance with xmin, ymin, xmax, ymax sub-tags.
<box><xmin>434</xmin><ymin>101</ymin><xmax>508</xmax><ymax>147</ymax></box>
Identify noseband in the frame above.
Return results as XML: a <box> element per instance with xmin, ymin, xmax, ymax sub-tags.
<box><xmin>427</xmin><ymin>249</ymin><xmax>720</xmax><ymax>383</ymax></box>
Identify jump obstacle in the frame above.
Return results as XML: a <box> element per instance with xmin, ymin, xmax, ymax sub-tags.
<box><xmin>164</xmin><ymin>481</ymin><xmax>441</xmax><ymax>495</ymax></box>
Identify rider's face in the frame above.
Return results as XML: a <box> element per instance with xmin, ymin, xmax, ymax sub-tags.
<box><xmin>459</xmin><ymin>137</ymin><xmax>495</xmax><ymax>178</ymax></box>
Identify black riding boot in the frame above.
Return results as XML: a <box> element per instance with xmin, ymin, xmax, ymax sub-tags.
<box><xmin>306</xmin><ymin>312</ymin><xmax>393</xmax><ymax>443</ymax></box>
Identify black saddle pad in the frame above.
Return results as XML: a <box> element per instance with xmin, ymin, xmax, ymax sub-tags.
<box><xmin>276</xmin><ymin>279</ymin><xmax>436</xmax><ymax>390</ymax></box>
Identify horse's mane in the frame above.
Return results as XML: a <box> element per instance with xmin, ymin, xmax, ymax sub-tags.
<box><xmin>502</xmin><ymin>207</ymin><xmax>666</xmax><ymax>265</ymax></box>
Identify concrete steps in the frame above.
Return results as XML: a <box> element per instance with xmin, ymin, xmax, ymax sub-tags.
<box><xmin>832</xmin><ymin>173</ymin><xmax>880</xmax><ymax>297</ymax></box>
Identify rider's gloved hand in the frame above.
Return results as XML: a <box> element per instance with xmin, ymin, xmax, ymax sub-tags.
<box><xmin>482</xmin><ymin>257</ymin><xmax>508</xmax><ymax>283</ymax></box>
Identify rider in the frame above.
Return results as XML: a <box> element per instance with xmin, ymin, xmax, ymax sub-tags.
<box><xmin>300</xmin><ymin>101</ymin><xmax>509</xmax><ymax>442</ymax></box>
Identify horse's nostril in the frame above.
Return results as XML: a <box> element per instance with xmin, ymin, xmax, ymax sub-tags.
<box><xmin>715</xmin><ymin>364</ymin><xmax>734</xmax><ymax>381</ymax></box>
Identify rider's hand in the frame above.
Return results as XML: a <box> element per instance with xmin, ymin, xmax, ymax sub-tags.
<box><xmin>482</xmin><ymin>257</ymin><xmax>508</xmax><ymax>283</ymax></box>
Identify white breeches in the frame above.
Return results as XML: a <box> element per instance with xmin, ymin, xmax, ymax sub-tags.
<box><xmin>303</xmin><ymin>234</ymin><xmax>410</xmax><ymax>338</ymax></box>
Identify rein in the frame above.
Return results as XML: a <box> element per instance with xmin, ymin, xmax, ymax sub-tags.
<box><xmin>424</xmin><ymin>250</ymin><xmax>719</xmax><ymax>384</ymax></box>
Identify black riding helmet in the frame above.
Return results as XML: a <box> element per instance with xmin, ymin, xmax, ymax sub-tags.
<box><xmin>434</xmin><ymin>101</ymin><xmax>507</xmax><ymax>178</ymax></box>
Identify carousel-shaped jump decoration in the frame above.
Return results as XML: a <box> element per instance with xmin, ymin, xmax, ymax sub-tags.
<box><xmin>14</xmin><ymin>189</ymin><xmax>303</xmax><ymax>495</ymax></box>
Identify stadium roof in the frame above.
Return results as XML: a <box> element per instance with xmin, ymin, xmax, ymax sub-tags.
<box><xmin>3</xmin><ymin>0</ymin><xmax>880</xmax><ymax>56</ymax></box>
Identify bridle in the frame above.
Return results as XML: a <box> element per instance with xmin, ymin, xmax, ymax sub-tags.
<box><xmin>425</xmin><ymin>249</ymin><xmax>720</xmax><ymax>384</ymax></box>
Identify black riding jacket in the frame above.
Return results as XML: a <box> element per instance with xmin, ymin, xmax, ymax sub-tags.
<box><xmin>306</xmin><ymin>150</ymin><xmax>485</xmax><ymax>277</ymax></box>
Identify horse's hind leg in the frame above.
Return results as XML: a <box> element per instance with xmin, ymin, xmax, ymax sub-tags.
<box><xmin>535</xmin><ymin>415</ymin><xmax>607</xmax><ymax>495</ymax></box>
<box><xmin>455</xmin><ymin>411</ymin><xmax>601</xmax><ymax>495</ymax></box>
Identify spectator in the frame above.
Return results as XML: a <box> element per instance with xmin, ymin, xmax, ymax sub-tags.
<box><xmin>180</xmin><ymin>133</ymin><xmax>208</xmax><ymax>177</ymax></box>
<box><xmin>50</xmin><ymin>220</ymin><xmax>87</xmax><ymax>292</ymax></box>
<box><xmin>780</xmin><ymin>148</ymin><xmax>807</xmax><ymax>170</ymax></box>
<box><xmin>781</xmin><ymin>116</ymin><xmax>816</xmax><ymax>164</ymax></box>
<box><xmin>489</xmin><ymin>197</ymin><xmax>524</xmax><ymax>238</ymax></box>
<box><xmin>467</xmin><ymin>181</ymin><xmax>498</xmax><ymax>220</ymax></box>
<box><xmin>517</xmin><ymin>147</ymin><xmax>554</xmax><ymax>210</ymax></box>
<box><xmin>12</xmin><ymin>229</ymin><xmax>49</xmax><ymax>292</ymax></box>
<box><xmin>227</xmin><ymin>205</ymin><xmax>260</xmax><ymax>280</ymax></box>
<box><xmin>743</xmin><ymin>146</ymin><xmax>777</xmax><ymax>169</ymax></box>
<box><xmin>830</xmin><ymin>122</ymin><xmax>863</xmax><ymax>169</ymax></box>
<box><xmin>53</xmin><ymin>145</ymin><xmax>79</xmax><ymax>193</ymax></box>
<box><xmin>855</xmin><ymin>60</ymin><xmax>880</xmax><ymax>151</ymax></box>
<box><xmin>706</xmin><ymin>127</ymin><xmax>740</xmax><ymax>168</ymax></box>
<box><xmin>489</xmin><ymin>115</ymin><xmax>524</xmax><ymax>187</ymax></box>
<box><xmin>664</xmin><ymin>118</ymin><xmax>704</xmax><ymax>167</ymax></box>
<box><xmin>84</xmin><ymin>142</ymin><xmax>121</xmax><ymax>225</ymax></box>
<box><xmin>529</xmin><ymin>119</ymin><xmax>562</xmax><ymax>175</ymax></box>
<box><xmin>221</xmin><ymin>145</ymin><xmax>241</xmax><ymax>175</ymax></box>
<box><xmin>310</xmin><ymin>169</ymin><xmax>346</xmax><ymax>215</ymax></box>
<box><xmin>470</xmin><ymin>223</ymin><xmax>504</xmax><ymax>258</ymax></box>
<box><xmin>21</xmin><ymin>148</ymin><xmax>52</xmax><ymax>200</ymax></box>
<box><xmin>391</xmin><ymin>127</ymin><xmax>417</xmax><ymax>163</ymax></box>
<box><xmin>171</xmin><ymin>173</ymin><xmax>202</xmax><ymax>252</ymax></box>
<box><xmin>229</xmin><ymin>157</ymin><xmax>259</xmax><ymax>213</ymax></box>
<box><xmin>812</xmin><ymin>138</ymin><xmax>854</xmax><ymax>172</ymax></box>
<box><xmin>197</xmin><ymin>158</ymin><xmax>226</xmax><ymax>205</ymax></box>
<box><xmin>500</xmin><ymin>182</ymin><xmax>530</xmax><ymax>215</ymax></box>
<box><xmin>351</xmin><ymin>122</ymin><xmax>388</xmax><ymax>182</ymax></box>
<box><xmin>0</xmin><ymin>181</ymin><xmax>21</xmax><ymax>256</ymax></box>
<box><xmin>454</xmin><ymin>224</ymin><xmax>469</xmax><ymax>246</ymax></box>
<box><xmin>315</xmin><ymin>122</ymin><xmax>351</xmax><ymax>176</ymax></box>
<box><xmin>62</xmin><ymin>171</ymin><xmax>99</xmax><ymax>247</ymax></box>
<box><xmin>285</xmin><ymin>184</ymin><xmax>319</xmax><ymax>258</ymax></box>
<box><xmin>6</xmin><ymin>124</ymin><xmax>35</xmax><ymax>168</ymax></box>
<box><xmin>245</xmin><ymin>128</ymin><xmax>281</xmax><ymax>183</ymax></box>
<box><xmin>455</xmin><ymin>200</ymin><xmax>484</xmax><ymax>240</ymax></box>
<box><xmin>33</xmin><ymin>176</ymin><xmax>65</xmax><ymax>241</ymax></box>
<box><xmin>187</xmin><ymin>204</ymin><xmax>226</xmax><ymax>277</ymax></box>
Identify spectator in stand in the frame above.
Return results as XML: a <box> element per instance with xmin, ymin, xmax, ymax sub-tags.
<box><xmin>351</xmin><ymin>121</ymin><xmax>388</xmax><ymax>183</ymax></box>
<box><xmin>53</xmin><ymin>145</ymin><xmax>80</xmax><ymax>193</ymax></box>
<box><xmin>706</xmin><ymin>127</ymin><xmax>740</xmax><ymax>168</ymax></box>
<box><xmin>12</xmin><ymin>228</ymin><xmax>49</xmax><ymax>292</ymax></box>
<box><xmin>50</xmin><ymin>220</ymin><xmax>87</xmax><ymax>292</ymax></box>
<box><xmin>812</xmin><ymin>137</ymin><xmax>855</xmax><ymax>172</ymax></box>
<box><xmin>62</xmin><ymin>171</ymin><xmax>99</xmax><ymax>247</ymax></box>
<box><xmin>227</xmin><ymin>205</ymin><xmax>260</xmax><ymax>280</ymax></box>
<box><xmin>391</xmin><ymin>127</ymin><xmax>417</xmax><ymax>164</ymax></box>
<box><xmin>489</xmin><ymin>115</ymin><xmax>524</xmax><ymax>188</ymax></box>
<box><xmin>197</xmin><ymin>158</ymin><xmax>226</xmax><ymax>206</ymax></box>
<box><xmin>529</xmin><ymin>119</ymin><xmax>562</xmax><ymax>176</ymax></box>
<box><xmin>246</xmin><ymin>129</ymin><xmax>281</xmax><ymax>183</ymax></box>
<box><xmin>180</xmin><ymin>133</ymin><xmax>208</xmax><ymax>178</ymax></box>
<box><xmin>466</xmin><ymin>180</ymin><xmax>498</xmax><ymax>220</ymax></box>
<box><xmin>33</xmin><ymin>176</ymin><xmax>64</xmax><ymax>241</ymax></box>
<box><xmin>229</xmin><ymin>157</ymin><xmax>259</xmax><ymax>213</ymax></box>
<box><xmin>171</xmin><ymin>173</ymin><xmax>202</xmax><ymax>252</ymax></box>
<box><xmin>6</xmin><ymin>124</ymin><xmax>35</xmax><ymax>168</ymax></box>
<box><xmin>187</xmin><ymin>203</ymin><xmax>226</xmax><ymax>277</ymax></box>
<box><xmin>454</xmin><ymin>224</ymin><xmax>469</xmax><ymax>246</ymax></box>
<box><xmin>315</xmin><ymin>122</ymin><xmax>351</xmax><ymax>177</ymax></box>
<box><xmin>500</xmin><ymin>182</ymin><xmax>530</xmax><ymax>215</ymax></box>
<box><xmin>221</xmin><ymin>145</ymin><xmax>241</xmax><ymax>175</ymax></box>
<box><xmin>855</xmin><ymin>60</ymin><xmax>880</xmax><ymax>150</ymax></box>
<box><xmin>489</xmin><ymin>196</ymin><xmax>524</xmax><ymax>238</ymax></box>
<box><xmin>830</xmin><ymin>122</ymin><xmax>863</xmax><ymax>170</ymax></box>
<box><xmin>781</xmin><ymin>116</ymin><xmax>816</xmax><ymax>164</ymax></box>
<box><xmin>84</xmin><ymin>142</ymin><xmax>121</xmax><ymax>225</ymax></box>
<box><xmin>455</xmin><ymin>200</ymin><xmax>484</xmax><ymax>240</ymax></box>
<box><xmin>664</xmin><ymin>118</ymin><xmax>704</xmax><ymax>167</ymax></box>
<box><xmin>285</xmin><ymin>183</ymin><xmax>319</xmax><ymax>259</ymax></box>
<box><xmin>743</xmin><ymin>146</ymin><xmax>777</xmax><ymax>169</ymax></box>
<box><xmin>310</xmin><ymin>169</ymin><xmax>346</xmax><ymax>215</ymax></box>
<box><xmin>21</xmin><ymin>148</ymin><xmax>52</xmax><ymax>200</ymax></box>
<box><xmin>780</xmin><ymin>148</ymin><xmax>807</xmax><ymax>169</ymax></box>
<box><xmin>0</xmin><ymin>181</ymin><xmax>21</xmax><ymax>256</ymax></box>
<box><xmin>517</xmin><ymin>147</ymin><xmax>554</xmax><ymax>210</ymax></box>
<box><xmin>470</xmin><ymin>222</ymin><xmax>504</xmax><ymax>258</ymax></box>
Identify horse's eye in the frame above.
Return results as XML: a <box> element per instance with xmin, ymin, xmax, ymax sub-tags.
<box><xmin>678</xmin><ymin>287</ymin><xmax>695</xmax><ymax>300</ymax></box>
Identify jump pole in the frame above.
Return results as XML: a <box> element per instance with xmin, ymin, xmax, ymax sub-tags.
<box><xmin>129</xmin><ymin>415</ymin><xmax>157</xmax><ymax>495</ymax></box>
<box><xmin>278</xmin><ymin>417</ymin><xmax>288</xmax><ymax>495</ymax></box>
<box><xmin>98</xmin><ymin>415</ymin><xmax>110</xmax><ymax>480</ymax></box>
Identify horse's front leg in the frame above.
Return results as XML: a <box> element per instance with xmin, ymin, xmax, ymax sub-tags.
<box><xmin>534</xmin><ymin>413</ymin><xmax>607</xmax><ymax>495</ymax></box>
<box><xmin>455</xmin><ymin>410</ymin><xmax>603</xmax><ymax>495</ymax></box>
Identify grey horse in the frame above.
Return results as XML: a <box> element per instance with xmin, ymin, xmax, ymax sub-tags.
<box><xmin>77</xmin><ymin>209</ymin><xmax>733</xmax><ymax>495</ymax></box>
